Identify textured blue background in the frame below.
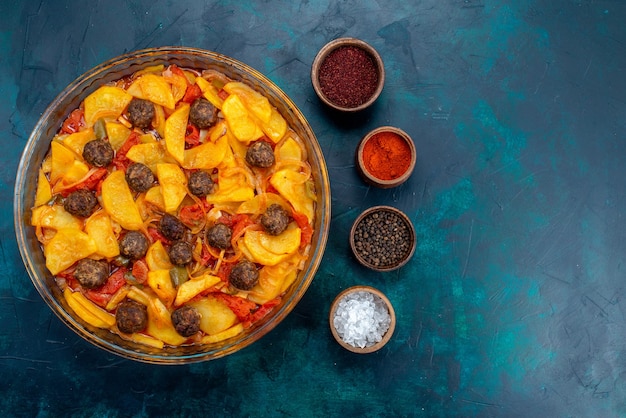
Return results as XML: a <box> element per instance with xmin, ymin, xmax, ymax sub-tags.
<box><xmin>2</xmin><ymin>1</ymin><xmax>626</xmax><ymax>416</ymax></box>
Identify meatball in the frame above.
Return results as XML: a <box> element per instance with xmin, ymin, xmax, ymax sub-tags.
<box><xmin>125</xmin><ymin>162</ymin><xmax>154</xmax><ymax>193</ymax></box>
<box><xmin>83</xmin><ymin>138</ymin><xmax>114</xmax><ymax>167</ymax></box>
<box><xmin>169</xmin><ymin>241</ymin><xmax>193</xmax><ymax>265</ymax></box>
<box><xmin>119</xmin><ymin>231</ymin><xmax>149</xmax><ymax>260</ymax></box>
<box><xmin>74</xmin><ymin>258</ymin><xmax>109</xmax><ymax>289</ymax></box>
<box><xmin>159</xmin><ymin>213</ymin><xmax>186</xmax><ymax>241</ymax></box>
<box><xmin>64</xmin><ymin>189</ymin><xmax>98</xmax><ymax>218</ymax></box>
<box><xmin>171</xmin><ymin>305</ymin><xmax>201</xmax><ymax>337</ymax></box>
<box><xmin>206</xmin><ymin>223</ymin><xmax>232</xmax><ymax>249</ymax></box>
<box><xmin>189</xmin><ymin>98</ymin><xmax>217</xmax><ymax>129</ymax></box>
<box><xmin>261</xmin><ymin>204</ymin><xmax>290</xmax><ymax>235</ymax></box>
<box><xmin>229</xmin><ymin>259</ymin><xmax>259</xmax><ymax>291</ymax></box>
<box><xmin>116</xmin><ymin>299</ymin><xmax>148</xmax><ymax>334</ymax></box>
<box><xmin>127</xmin><ymin>98</ymin><xmax>155</xmax><ymax>129</ymax></box>
<box><xmin>246</xmin><ymin>141</ymin><xmax>275</xmax><ymax>168</ymax></box>
<box><xmin>188</xmin><ymin>171</ymin><xmax>214</xmax><ymax>196</ymax></box>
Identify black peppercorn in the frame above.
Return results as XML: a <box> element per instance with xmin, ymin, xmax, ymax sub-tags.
<box><xmin>351</xmin><ymin>208</ymin><xmax>414</xmax><ymax>269</ymax></box>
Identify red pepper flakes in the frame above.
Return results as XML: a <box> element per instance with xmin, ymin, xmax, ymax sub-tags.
<box><xmin>318</xmin><ymin>45</ymin><xmax>379</xmax><ymax>108</ymax></box>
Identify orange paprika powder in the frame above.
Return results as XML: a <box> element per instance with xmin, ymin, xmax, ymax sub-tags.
<box><xmin>361</xmin><ymin>131</ymin><xmax>411</xmax><ymax>180</ymax></box>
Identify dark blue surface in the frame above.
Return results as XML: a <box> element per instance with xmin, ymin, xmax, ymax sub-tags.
<box><xmin>2</xmin><ymin>1</ymin><xmax>626</xmax><ymax>416</ymax></box>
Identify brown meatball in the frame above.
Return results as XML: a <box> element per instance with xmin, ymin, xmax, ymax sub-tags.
<box><xmin>169</xmin><ymin>241</ymin><xmax>193</xmax><ymax>265</ymax></box>
<box><xmin>125</xmin><ymin>162</ymin><xmax>154</xmax><ymax>193</ymax></box>
<box><xmin>171</xmin><ymin>305</ymin><xmax>201</xmax><ymax>337</ymax></box>
<box><xmin>127</xmin><ymin>98</ymin><xmax>155</xmax><ymax>129</ymax></box>
<box><xmin>229</xmin><ymin>259</ymin><xmax>259</xmax><ymax>291</ymax></box>
<box><xmin>74</xmin><ymin>258</ymin><xmax>109</xmax><ymax>289</ymax></box>
<box><xmin>260</xmin><ymin>204</ymin><xmax>290</xmax><ymax>235</ymax></box>
<box><xmin>189</xmin><ymin>98</ymin><xmax>217</xmax><ymax>129</ymax></box>
<box><xmin>64</xmin><ymin>189</ymin><xmax>98</xmax><ymax>218</ymax></box>
<box><xmin>206</xmin><ymin>223</ymin><xmax>232</xmax><ymax>249</ymax></box>
<box><xmin>83</xmin><ymin>139</ymin><xmax>114</xmax><ymax>167</ymax></box>
<box><xmin>119</xmin><ymin>231</ymin><xmax>149</xmax><ymax>260</ymax></box>
<box><xmin>188</xmin><ymin>171</ymin><xmax>214</xmax><ymax>196</ymax></box>
<box><xmin>246</xmin><ymin>141</ymin><xmax>275</xmax><ymax>168</ymax></box>
<box><xmin>116</xmin><ymin>299</ymin><xmax>148</xmax><ymax>334</ymax></box>
<box><xmin>159</xmin><ymin>213</ymin><xmax>186</xmax><ymax>241</ymax></box>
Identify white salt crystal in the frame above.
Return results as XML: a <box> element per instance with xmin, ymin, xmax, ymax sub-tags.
<box><xmin>333</xmin><ymin>290</ymin><xmax>391</xmax><ymax>348</ymax></box>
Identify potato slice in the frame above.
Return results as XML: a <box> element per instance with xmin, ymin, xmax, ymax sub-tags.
<box><xmin>34</xmin><ymin>169</ymin><xmax>52</xmax><ymax>207</ymax></box>
<box><xmin>127</xmin><ymin>73</ymin><xmax>176</xmax><ymax>110</ymax></box>
<box><xmin>64</xmin><ymin>288</ymin><xmax>116</xmax><ymax>329</ymax></box>
<box><xmin>58</xmin><ymin>160</ymin><xmax>90</xmax><ymax>188</ymax></box>
<box><xmin>101</xmin><ymin>170</ymin><xmax>143</xmax><ymax>230</ymax></box>
<box><xmin>31</xmin><ymin>205</ymin><xmax>83</xmax><ymax>230</ymax></box>
<box><xmin>269</xmin><ymin>169</ymin><xmax>315</xmax><ymax>222</ymax></box>
<box><xmin>221</xmin><ymin>94</ymin><xmax>263</xmax><ymax>143</ymax></box>
<box><xmin>236</xmin><ymin>192</ymin><xmax>290</xmax><ymax>215</ymax></box>
<box><xmin>146</xmin><ymin>297</ymin><xmax>187</xmax><ymax>346</ymax></box>
<box><xmin>84</xmin><ymin>211</ymin><xmax>120</xmax><ymax>258</ymax></box>
<box><xmin>194</xmin><ymin>76</ymin><xmax>224</xmax><ymax>109</ymax></box>
<box><xmin>144</xmin><ymin>186</ymin><xmax>165</xmax><ymax>211</ymax></box>
<box><xmin>223</xmin><ymin>82</ymin><xmax>272</xmax><ymax>123</ymax></box>
<box><xmin>50</xmin><ymin>141</ymin><xmax>78</xmax><ymax>184</ymax></box>
<box><xmin>277</xmin><ymin>137</ymin><xmax>302</xmax><ymax>162</ymax></box>
<box><xmin>126</xmin><ymin>142</ymin><xmax>170</xmax><ymax>173</ymax></box>
<box><xmin>147</xmin><ymin>270</ymin><xmax>177</xmax><ymax>307</ymax></box>
<box><xmin>128</xmin><ymin>333</ymin><xmax>164</xmax><ymax>349</ymax></box>
<box><xmin>248</xmin><ymin>263</ymin><xmax>296</xmax><ymax>305</ymax></box>
<box><xmin>145</xmin><ymin>241</ymin><xmax>174</xmax><ymax>271</ymax></box>
<box><xmin>242</xmin><ymin>225</ymin><xmax>301</xmax><ymax>266</ymax></box>
<box><xmin>257</xmin><ymin>222</ymin><xmax>301</xmax><ymax>254</ymax></box>
<box><xmin>164</xmin><ymin>103</ymin><xmax>190</xmax><ymax>164</ymax></box>
<box><xmin>174</xmin><ymin>273</ymin><xmax>221</xmax><ymax>306</ymax></box>
<box><xmin>200</xmin><ymin>323</ymin><xmax>244</xmax><ymax>343</ymax></box>
<box><xmin>61</xmin><ymin>128</ymin><xmax>96</xmax><ymax>156</ymax></box>
<box><xmin>156</xmin><ymin>163</ymin><xmax>187</xmax><ymax>213</ymax></box>
<box><xmin>260</xmin><ymin>108</ymin><xmax>287</xmax><ymax>143</ymax></box>
<box><xmin>187</xmin><ymin>296</ymin><xmax>238</xmax><ymax>335</ymax></box>
<box><xmin>182</xmin><ymin>135</ymin><xmax>229</xmax><ymax>169</ymax></box>
<box><xmin>165</xmin><ymin>71</ymin><xmax>188</xmax><ymax>103</ymax></box>
<box><xmin>83</xmin><ymin>86</ymin><xmax>133</xmax><ymax>127</ymax></box>
<box><xmin>44</xmin><ymin>228</ymin><xmax>97</xmax><ymax>275</ymax></box>
<box><xmin>105</xmin><ymin>122</ymin><xmax>131</xmax><ymax>150</ymax></box>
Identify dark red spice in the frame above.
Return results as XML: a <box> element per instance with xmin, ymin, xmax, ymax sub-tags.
<box><xmin>318</xmin><ymin>45</ymin><xmax>379</xmax><ymax>108</ymax></box>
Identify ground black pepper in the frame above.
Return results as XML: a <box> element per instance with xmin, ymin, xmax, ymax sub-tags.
<box><xmin>353</xmin><ymin>209</ymin><xmax>412</xmax><ymax>268</ymax></box>
<box><xmin>318</xmin><ymin>45</ymin><xmax>379</xmax><ymax>108</ymax></box>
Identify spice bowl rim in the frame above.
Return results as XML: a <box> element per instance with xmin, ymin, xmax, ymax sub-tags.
<box><xmin>356</xmin><ymin>126</ymin><xmax>416</xmax><ymax>189</ymax></box>
<box><xmin>310</xmin><ymin>37</ymin><xmax>385</xmax><ymax>112</ymax></box>
<box><xmin>349</xmin><ymin>205</ymin><xmax>416</xmax><ymax>272</ymax></box>
<box><xmin>329</xmin><ymin>285</ymin><xmax>396</xmax><ymax>354</ymax></box>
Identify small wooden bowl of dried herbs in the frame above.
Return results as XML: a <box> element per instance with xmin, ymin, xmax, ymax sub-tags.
<box><xmin>311</xmin><ymin>37</ymin><xmax>385</xmax><ymax>112</ymax></box>
<box><xmin>350</xmin><ymin>206</ymin><xmax>416</xmax><ymax>272</ymax></box>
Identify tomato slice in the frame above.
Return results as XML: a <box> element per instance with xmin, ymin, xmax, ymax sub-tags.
<box><xmin>182</xmin><ymin>83</ymin><xmax>202</xmax><ymax>104</ymax></box>
<box><xmin>291</xmin><ymin>211</ymin><xmax>313</xmax><ymax>248</ymax></box>
<box><xmin>112</xmin><ymin>132</ymin><xmax>141</xmax><ymax>171</ymax></box>
<box><xmin>61</xmin><ymin>109</ymin><xmax>84</xmax><ymax>134</ymax></box>
<box><xmin>243</xmin><ymin>297</ymin><xmax>281</xmax><ymax>328</ymax></box>
<box><xmin>214</xmin><ymin>293</ymin><xmax>257</xmax><ymax>322</ymax></box>
<box><xmin>85</xmin><ymin>267</ymin><xmax>128</xmax><ymax>307</ymax></box>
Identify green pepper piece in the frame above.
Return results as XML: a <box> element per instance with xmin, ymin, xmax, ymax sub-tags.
<box><xmin>94</xmin><ymin>118</ymin><xmax>107</xmax><ymax>140</ymax></box>
<box><xmin>169</xmin><ymin>266</ymin><xmax>189</xmax><ymax>287</ymax></box>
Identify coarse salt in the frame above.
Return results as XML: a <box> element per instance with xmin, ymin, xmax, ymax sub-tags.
<box><xmin>333</xmin><ymin>290</ymin><xmax>391</xmax><ymax>348</ymax></box>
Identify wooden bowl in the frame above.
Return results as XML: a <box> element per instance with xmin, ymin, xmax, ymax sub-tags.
<box><xmin>329</xmin><ymin>286</ymin><xmax>396</xmax><ymax>354</ymax></box>
<box><xmin>350</xmin><ymin>206</ymin><xmax>416</xmax><ymax>272</ymax></box>
<box><xmin>311</xmin><ymin>37</ymin><xmax>385</xmax><ymax>112</ymax></box>
<box><xmin>356</xmin><ymin>126</ymin><xmax>416</xmax><ymax>188</ymax></box>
